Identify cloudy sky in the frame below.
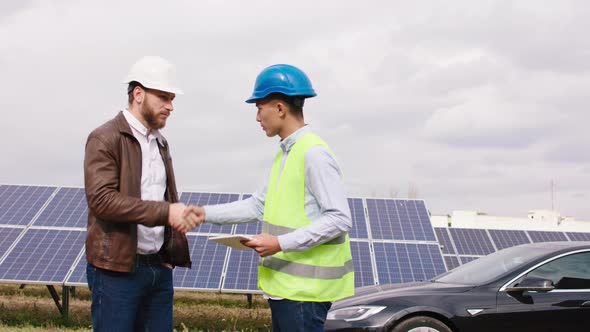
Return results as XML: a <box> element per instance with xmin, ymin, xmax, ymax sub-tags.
<box><xmin>1</xmin><ymin>0</ymin><xmax>589</xmax><ymax>220</ymax></box>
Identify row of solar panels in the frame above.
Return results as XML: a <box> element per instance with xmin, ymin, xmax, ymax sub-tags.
<box><xmin>435</xmin><ymin>227</ymin><xmax>590</xmax><ymax>270</ymax></box>
<box><xmin>2</xmin><ymin>224</ymin><xmax>587</xmax><ymax>291</ymax></box>
<box><xmin>1</xmin><ymin>184</ymin><xmax>589</xmax><ymax>293</ymax></box>
<box><xmin>0</xmin><ymin>185</ymin><xmax>435</xmax><ymax>241</ymax></box>
<box><xmin>0</xmin><ymin>226</ymin><xmax>445</xmax><ymax>291</ymax></box>
<box><xmin>0</xmin><ymin>184</ymin><xmax>444</xmax><ymax>291</ymax></box>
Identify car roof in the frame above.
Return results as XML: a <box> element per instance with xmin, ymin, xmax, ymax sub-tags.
<box><xmin>523</xmin><ymin>241</ymin><xmax>590</xmax><ymax>250</ymax></box>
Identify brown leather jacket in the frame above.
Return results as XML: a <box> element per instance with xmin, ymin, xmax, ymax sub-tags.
<box><xmin>84</xmin><ymin>111</ymin><xmax>191</xmax><ymax>272</ymax></box>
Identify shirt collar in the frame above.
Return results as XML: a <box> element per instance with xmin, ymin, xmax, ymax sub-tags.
<box><xmin>122</xmin><ymin>109</ymin><xmax>162</xmax><ymax>141</ymax></box>
<box><xmin>280</xmin><ymin>125</ymin><xmax>311</xmax><ymax>153</ymax></box>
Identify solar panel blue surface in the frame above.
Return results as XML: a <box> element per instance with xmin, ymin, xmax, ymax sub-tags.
<box><xmin>0</xmin><ymin>185</ymin><xmax>56</xmax><ymax>225</ymax></box>
<box><xmin>488</xmin><ymin>229</ymin><xmax>530</xmax><ymax>250</ymax></box>
<box><xmin>33</xmin><ymin>187</ymin><xmax>87</xmax><ymax>227</ymax></box>
<box><xmin>222</xmin><ymin>249</ymin><xmax>259</xmax><ymax>292</ymax></box>
<box><xmin>366</xmin><ymin>199</ymin><xmax>435</xmax><ymax>241</ymax></box>
<box><xmin>0</xmin><ymin>227</ymin><xmax>23</xmax><ymax>261</ymax></box>
<box><xmin>351</xmin><ymin>241</ymin><xmax>374</xmax><ymax>287</ymax></box>
<box><xmin>527</xmin><ymin>230</ymin><xmax>568</xmax><ymax>243</ymax></box>
<box><xmin>443</xmin><ymin>255</ymin><xmax>460</xmax><ymax>271</ymax></box>
<box><xmin>459</xmin><ymin>256</ymin><xmax>480</xmax><ymax>264</ymax></box>
<box><xmin>348</xmin><ymin>198</ymin><xmax>368</xmax><ymax>239</ymax></box>
<box><xmin>567</xmin><ymin>232</ymin><xmax>590</xmax><ymax>241</ymax></box>
<box><xmin>180</xmin><ymin>192</ymin><xmax>239</xmax><ymax>234</ymax></box>
<box><xmin>0</xmin><ymin>229</ymin><xmax>85</xmax><ymax>283</ymax></box>
<box><xmin>373</xmin><ymin>242</ymin><xmax>446</xmax><ymax>284</ymax></box>
<box><xmin>234</xmin><ymin>222</ymin><xmax>262</xmax><ymax>235</ymax></box>
<box><xmin>449</xmin><ymin>228</ymin><xmax>495</xmax><ymax>255</ymax></box>
<box><xmin>435</xmin><ymin>227</ymin><xmax>455</xmax><ymax>254</ymax></box>
<box><xmin>65</xmin><ymin>254</ymin><xmax>87</xmax><ymax>286</ymax></box>
<box><xmin>231</xmin><ymin>194</ymin><xmax>262</xmax><ymax>235</ymax></box>
<box><xmin>173</xmin><ymin>235</ymin><xmax>227</xmax><ymax>290</ymax></box>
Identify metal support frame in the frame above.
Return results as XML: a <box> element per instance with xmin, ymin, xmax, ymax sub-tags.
<box><xmin>46</xmin><ymin>285</ymin><xmax>70</xmax><ymax>319</ymax></box>
<box><xmin>246</xmin><ymin>294</ymin><xmax>253</xmax><ymax>308</ymax></box>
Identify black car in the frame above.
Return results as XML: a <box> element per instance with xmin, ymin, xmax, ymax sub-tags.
<box><xmin>325</xmin><ymin>241</ymin><xmax>590</xmax><ymax>332</ymax></box>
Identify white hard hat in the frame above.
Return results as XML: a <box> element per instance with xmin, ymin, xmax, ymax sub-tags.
<box><xmin>124</xmin><ymin>56</ymin><xmax>183</xmax><ymax>95</ymax></box>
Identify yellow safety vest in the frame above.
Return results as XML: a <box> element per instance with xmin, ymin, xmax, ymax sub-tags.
<box><xmin>259</xmin><ymin>133</ymin><xmax>354</xmax><ymax>302</ymax></box>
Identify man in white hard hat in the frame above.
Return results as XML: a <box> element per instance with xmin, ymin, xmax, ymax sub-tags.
<box><xmin>84</xmin><ymin>56</ymin><xmax>199</xmax><ymax>331</ymax></box>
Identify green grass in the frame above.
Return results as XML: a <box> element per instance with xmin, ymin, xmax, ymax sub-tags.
<box><xmin>0</xmin><ymin>284</ymin><xmax>271</xmax><ymax>331</ymax></box>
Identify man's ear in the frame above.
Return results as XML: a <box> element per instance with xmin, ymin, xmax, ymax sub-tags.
<box><xmin>276</xmin><ymin>101</ymin><xmax>287</xmax><ymax>118</ymax></box>
<box><xmin>133</xmin><ymin>86</ymin><xmax>144</xmax><ymax>103</ymax></box>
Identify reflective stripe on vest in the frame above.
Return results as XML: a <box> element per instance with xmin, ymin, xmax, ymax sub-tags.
<box><xmin>262</xmin><ymin>222</ymin><xmax>347</xmax><ymax>245</ymax></box>
<box><xmin>259</xmin><ymin>132</ymin><xmax>354</xmax><ymax>302</ymax></box>
<box><xmin>261</xmin><ymin>256</ymin><xmax>354</xmax><ymax>280</ymax></box>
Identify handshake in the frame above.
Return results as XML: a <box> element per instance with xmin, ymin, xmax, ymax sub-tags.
<box><xmin>168</xmin><ymin>203</ymin><xmax>206</xmax><ymax>234</ymax></box>
<box><xmin>166</xmin><ymin>203</ymin><xmax>282</xmax><ymax>257</ymax></box>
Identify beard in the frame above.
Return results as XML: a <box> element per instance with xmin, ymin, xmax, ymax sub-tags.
<box><xmin>140</xmin><ymin>102</ymin><xmax>166</xmax><ymax>130</ymax></box>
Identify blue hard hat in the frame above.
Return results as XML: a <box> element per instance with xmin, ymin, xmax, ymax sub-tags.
<box><xmin>245</xmin><ymin>64</ymin><xmax>317</xmax><ymax>103</ymax></box>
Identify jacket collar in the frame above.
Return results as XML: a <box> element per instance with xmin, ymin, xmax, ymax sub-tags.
<box><xmin>114</xmin><ymin>111</ymin><xmax>168</xmax><ymax>149</ymax></box>
<box><xmin>114</xmin><ymin>111</ymin><xmax>134</xmax><ymax>136</ymax></box>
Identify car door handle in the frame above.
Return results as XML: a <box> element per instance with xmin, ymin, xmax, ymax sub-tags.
<box><xmin>582</xmin><ymin>301</ymin><xmax>590</xmax><ymax>307</ymax></box>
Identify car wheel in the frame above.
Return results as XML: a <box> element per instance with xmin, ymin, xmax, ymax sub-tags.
<box><xmin>391</xmin><ymin>316</ymin><xmax>452</xmax><ymax>332</ymax></box>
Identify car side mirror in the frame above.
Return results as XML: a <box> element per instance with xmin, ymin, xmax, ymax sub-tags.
<box><xmin>506</xmin><ymin>276</ymin><xmax>555</xmax><ymax>293</ymax></box>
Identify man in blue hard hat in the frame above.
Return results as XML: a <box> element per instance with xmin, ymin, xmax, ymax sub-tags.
<box><xmin>180</xmin><ymin>64</ymin><xmax>354</xmax><ymax>331</ymax></box>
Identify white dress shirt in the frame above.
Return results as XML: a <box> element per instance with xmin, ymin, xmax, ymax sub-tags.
<box><xmin>123</xmin><ymin>109</ymin><xmax>166</xmax><ymax>254</ymax></box>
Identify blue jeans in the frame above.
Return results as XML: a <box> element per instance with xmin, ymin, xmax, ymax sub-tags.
<box><xmin>86</xmin><ymin>261</ymin><xmax>174</xmax><ymax>332</ymax></box>
<box><xmin>268</xmin><ymin>299</ymin><xmax>332</xmax><ymax>332</ymax></box>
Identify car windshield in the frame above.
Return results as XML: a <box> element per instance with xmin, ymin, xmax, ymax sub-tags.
<box><xmin>436</xmin><ymin>245</ymin><xmax>551</xmax><ymax>285</ymax></box>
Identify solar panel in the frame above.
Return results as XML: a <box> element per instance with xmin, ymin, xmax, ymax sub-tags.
<box><xmin>33</xmin><ymin>187</ymin><xmax>87</xmax><ymax>228</ymax></box>
<box><xmin>443</xmin><ymin>255</ymin><xmax>460</xmax><ymax>271</ymax></box>
<box><xmin>230</xmin><ymin>194</ymin><xmax>262</xmax><ymax>234</ymax></box>
<box><xmin>65</xmin><ymin>254</ymin><xmax>88</xmax><ymax>286</ymax></box>
<box><xmin>0</xmin><ymin>185</ymin><xmax>56</xmax><ymax>225</ymax></box>
<box><xmin>488</xmin><ymin>229</ymin><xmax>530</xmax><ymax>250</ymax></box>
<box><xmin>234</xmin><ymin>222</ymin><xmax>262</xmax><ymax>235</ymax></box>
<box><xmin>366</xmin><ymin>199</ymin><xmax>435</xmax><ymax>241</ymax></box>
<box><xmin>567</xmin><ymin>232</ymin><xmax>590</xmax><ymax>241</ymax></box>
<box><xmin>351</xmin><ymin>241</ymin><xmax>374</xmax><ymax>287</ymax></box>
<box><xmin>0</xmin><ymin>227</ymin><xmax>24</xmax><ymax>262</ymax></box>
<box><xmin>222</xmin><ymin>248</ymin><xmax>259</xmax><ymax>293</ymax></box>
<box><xmin>173</xmin><ymin>235</ymin><xmax>227</xmax><ymax>290</ymax></box>
<box><xmin>435</xmin><ymin>227</ymin><xmax>455</xmax><ymax>254</ymax></box>
<box><xmin>527</xmin><ymin>230</ymin><xmax>568</xmax><ymax>243</ymax></box>
<box><xmin>0</xmin><ymin>229</ymin><xmax>85</xmax><ymax>284</ymax></box>
<box><xmin>180</xmin><ymin>192</ymin><xmax>239</xmax><ymax>234</ymax></box>
<box><xmin>348</xmin><ymin>198</ymin><xmax>368</xmax><ymax>239</ymax></box>
<box><xmin>373</xmin><ymin>242</ymin><xmax>446</xmax><ymax>284</ymax></box>
<box><xmin>459</xmin><ymin>256</ymin><xmax>480</xmax><ymax>264</ymax></box>
<box><xmin>448</xmin><ymin>228</ymin><xmax>495</xmax><ymax>255</ymax></box>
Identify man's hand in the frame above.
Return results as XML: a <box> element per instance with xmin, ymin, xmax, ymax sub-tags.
<box><xmin>241</xmin><ymin>234</ymin><xmax>281</xmax><ymax>257</ymax></box>
<box><xmin>168</xmin><ymin>203</ymin><xmax>190</xmax><ymax>233</ymax></box>
<box><xmin>169</xmin><ymin>204</ymin><xmax>206</xmax><ymax>234</ymax></box>
<box><xmin>183</xmin><ymin>205</ymin><xmax>205</xmax><ymax>230</ymax></box>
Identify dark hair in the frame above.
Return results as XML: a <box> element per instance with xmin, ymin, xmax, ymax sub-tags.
<box><xmin>266</xmin><ymin>93</ymin><xmax>304</xmax><ymax>118</ymax></box>
<box><xmin>127</xmin><ymin>81</ymin><xmax>145</xmax><ymax>104</ymax></box>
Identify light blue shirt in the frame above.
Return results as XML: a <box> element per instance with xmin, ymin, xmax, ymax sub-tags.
<box><xmin>204</xmin><ymin>125</ymin><xmax>352</xmax><ymax>252</ymax></box>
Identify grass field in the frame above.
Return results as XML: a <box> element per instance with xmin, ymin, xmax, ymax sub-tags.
<box><xmin>0</xmin><ymin>284</ymin><xmax>272</xmax><ymax>331</ymax></box>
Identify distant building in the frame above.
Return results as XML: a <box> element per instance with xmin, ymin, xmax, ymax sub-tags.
<box><xmin>431</xmin><ymin>210</ymin><xmax>590</xmax><ymax>232</ymax></box>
